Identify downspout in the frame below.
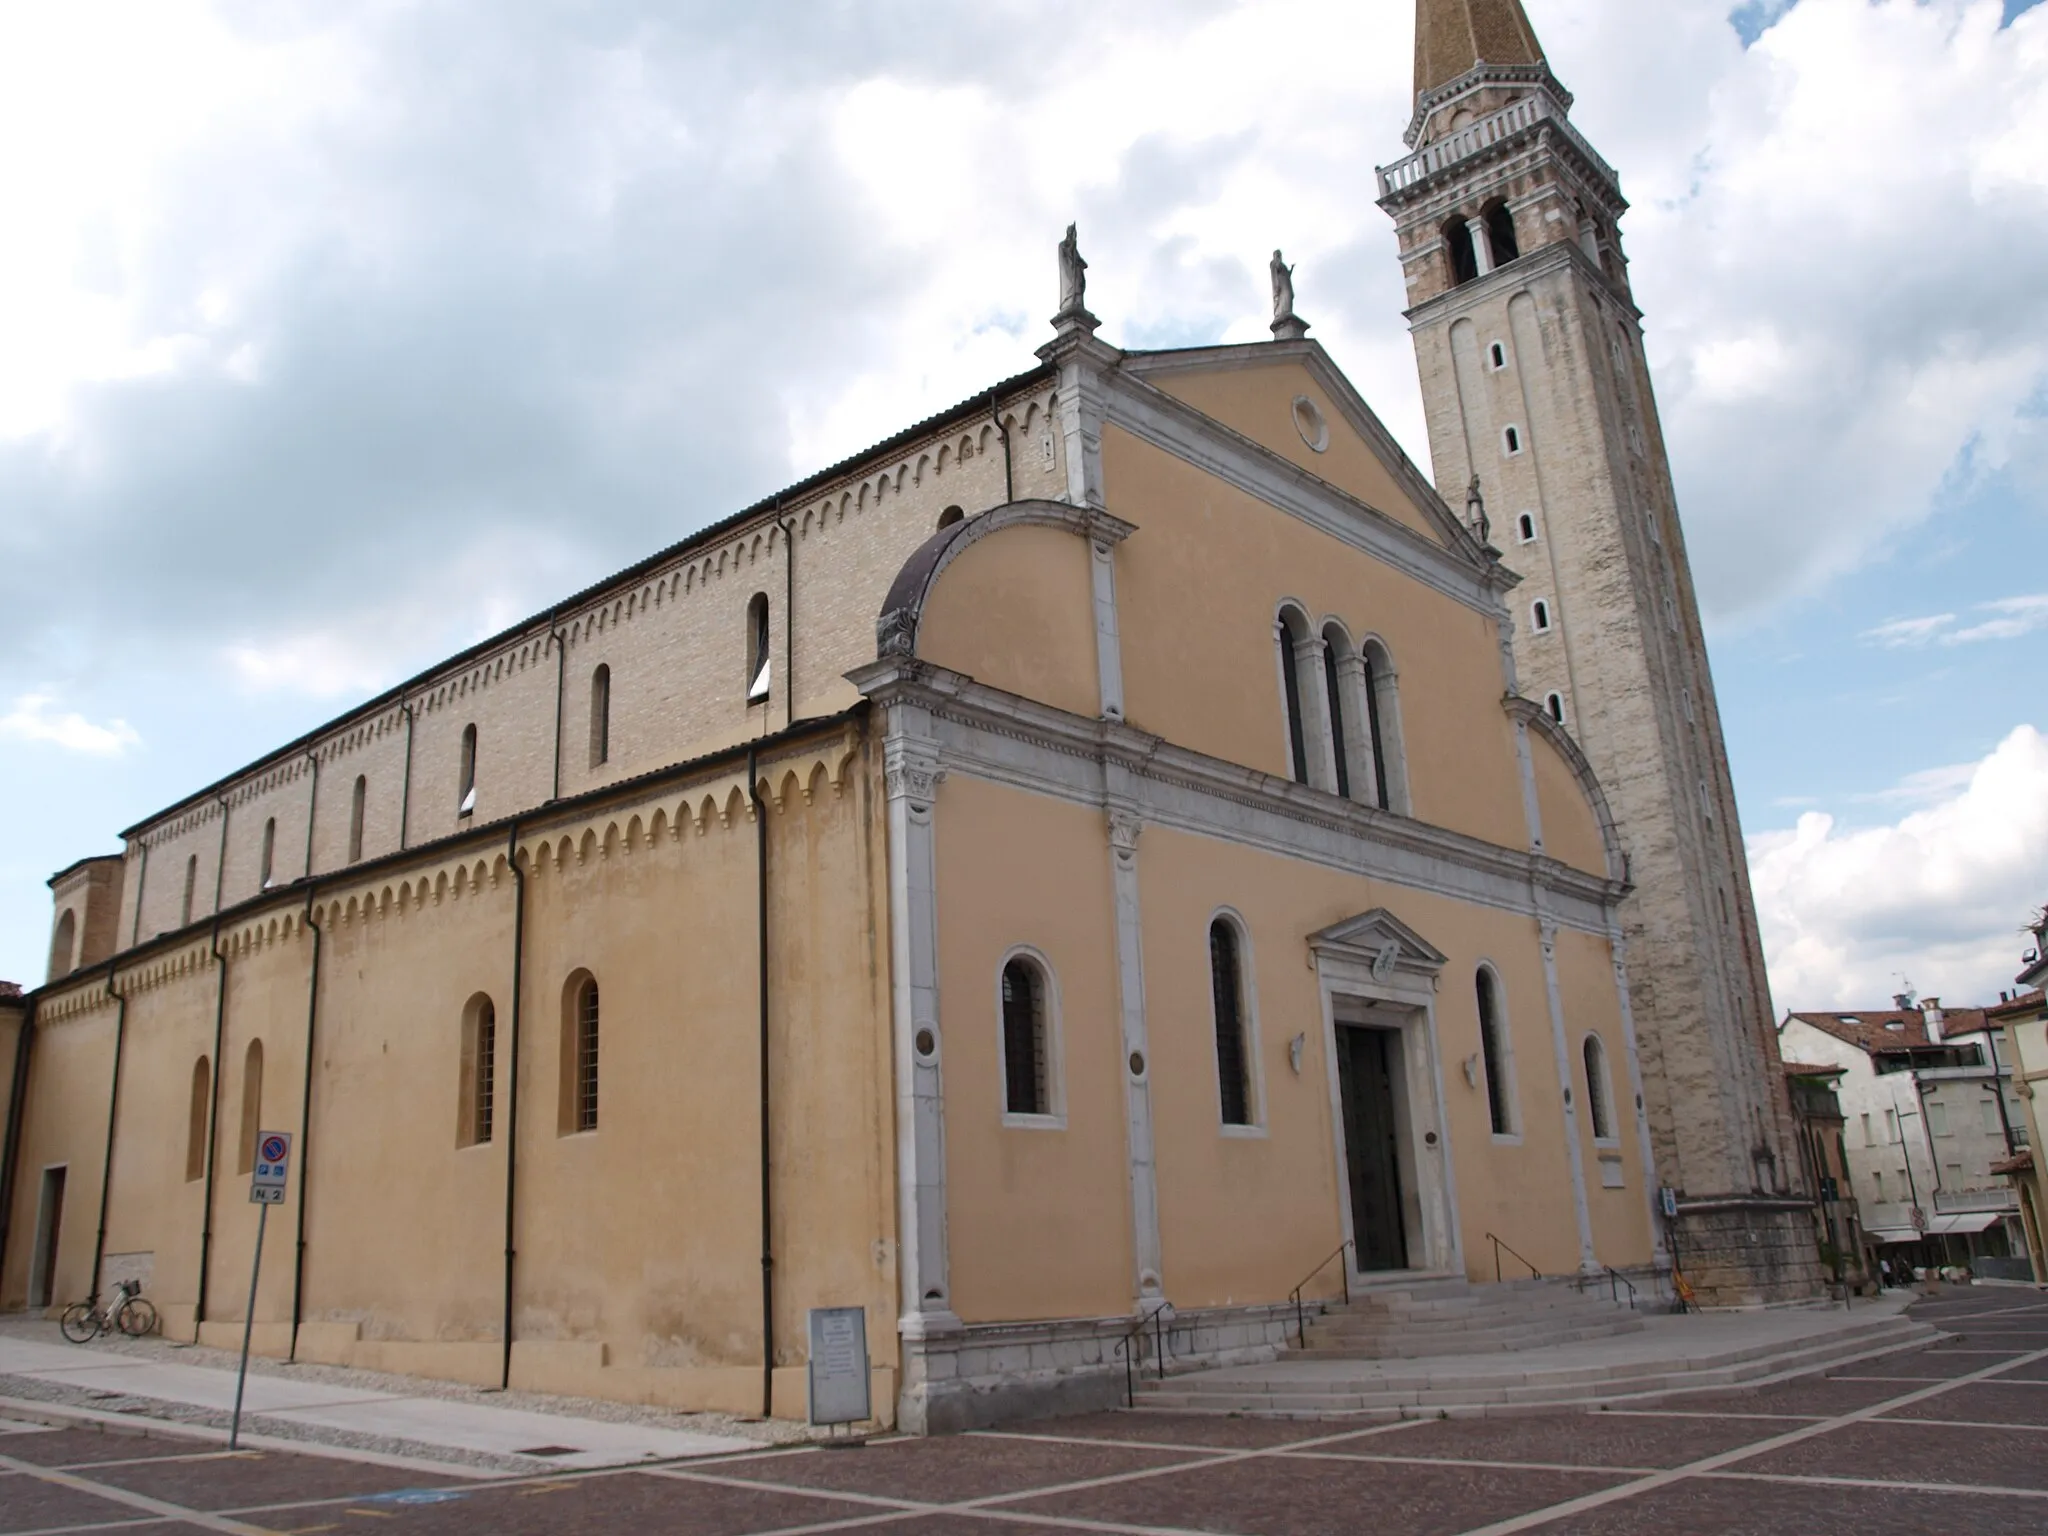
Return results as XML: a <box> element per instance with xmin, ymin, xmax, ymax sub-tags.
<box><xmin>0</xmin><ymin>1000</ymin><xmax>36</xmax><ymax>1284</ymax></box>
<box><xmin>750</xmin><ymin>742</ymin><xmax>775</xmax><ymax>1417</ymax></box>
<box><xmin>211</xmin><ymin>794</ymin><xmax>232</xmax><ymax>915</ymax></box>
<box><xmin>550</xmin><ymin>613</ymin><xmax>567</xmax><ymax>802</ymax></box>
<box><xmin>301</xmin><ymin>750</ymin><xmax>321</xmax><ymax>878</ymax></box>
<box><xmin>990</xmin><ymin>388</ymin><xmax>1013</xmax><ymax>503</ymax></box>
<box><xmin>128</xmin><ymin>841</ymin><xmax>149</xmax><ymax>948</ymax></box>
<box><xmin>779</xmin><ymin>515</ymin><xmax>796</xmax><ymax>731</ymax></box>
<box><xmin>89</xmin><ymin>970</ymin><xmax>129</xmax><ymax>1302</ymax></box>
<box><xmin>289</xmin><ymin>888</ymin><xmax>321</xmax><ymax>1359</ymax></box>
<box><xmin>196</xmin><ymin>920</ymin><xmax>230</xmax><ymax>1328</ymax></box>
<box><xmin>398</xmin><ymin>700</ymin><xmax>415</xmax><ymax>850</ymax></box>
<box><xmin>500</xmin><ymin>821</ymin><xmax>526</xmax><ymax>1389</ymax></box>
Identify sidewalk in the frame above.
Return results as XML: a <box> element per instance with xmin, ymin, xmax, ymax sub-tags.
<box><xmin>0</xmin><ymin>1325</ymin><xmax>770</xmax><ymax>1475</ymax></box>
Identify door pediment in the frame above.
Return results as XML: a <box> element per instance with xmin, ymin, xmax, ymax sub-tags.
<box><xmin>1308</xmin><ymin>909</ymin><xmax>1447</xmax><ymax>988</ymax></box>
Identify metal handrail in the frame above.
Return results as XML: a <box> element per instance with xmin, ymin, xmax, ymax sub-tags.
<box><xmin>1484</xmin><ymin>1232</ymin><xmax>1541</xmax><ymax>1282</ymax></box>
<box><xmin>1112</xmin><ymin>1304</ymin><xmax>1172</xmax><ymax>1408</ymax></box>
<box><xmin>1576</xmin><ymin>1264</ymin><xmax>1638</xmax><ymax>1310</ymax></box>
<box><xmin>1287</xmin><ymin>1240</ymin><xmax>1354</xmax><ymax>1347</ymax></box>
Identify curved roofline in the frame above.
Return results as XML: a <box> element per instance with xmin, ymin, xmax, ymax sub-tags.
<box><xmin>1505</xmin><ymin>694</ymin><xmax>1626</xmax><ymax>884</ymax></box>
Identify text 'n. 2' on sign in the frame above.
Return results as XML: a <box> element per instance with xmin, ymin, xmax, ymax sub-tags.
<box><xmin>250</xmin><ymin>1130</ymin><xmax>291</xmax><ymax>1205</ymax></box>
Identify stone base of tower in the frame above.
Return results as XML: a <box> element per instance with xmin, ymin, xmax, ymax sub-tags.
<box><xmin>1670</xmin><ymin>1197</ymin><xmax>1828</xmax><ymax>1307</ymax></box>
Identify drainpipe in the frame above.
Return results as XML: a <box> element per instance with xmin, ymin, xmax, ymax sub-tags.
<box><xmin>0</xmin><ymin>1000</ymin><xmax>36</xmax><ymax>1285</ymax></box>
<box><xmin>89</xmin><ymin>971</ymin><xmax>129</xmax><ymax>1302</ymax></box>
<box><xmin>290</xmin><ymin>888</ymin><xmax>322</xmax><ymax>1359</ymax></box>
<box><xmin>549</xmin><ymin>613</ymin><xmax>567</xmax><ymax>802</ymax></box>
<box><xmin>398</xmin><ymin>700</ymin><xmax>416</xmax><ymax>851</ymax></box>
<box><xmin>500</xmin><ymin>821</ymin><xmax>526</xmax><ymax>1390</ymax></box>
<box><xmin>211</xmin><ymin>795</ymin><xmax>231</xmax><ymax>915</ymax></box>
<box><xmin>302</xmin><ymin>751</ymin><xmax>321</xmax><ymax>878</ymax></box>
<box><xmin>750</xmin><ymin>742</ymin><xmax>775</xmax><ymax>1417</ymax></box>
<box><xmin>990</xmin><ymin>388</ymin><xmax>1013</xmax><ymax>503</ymax></box>
<box><xmin>779</xmin><ymin>516</ymin><xmax>796</xmax><ymax>731</ymax></box>
<box><xmin>196</xmin><ymin>920</ymin><xmax>230</xmax><ymax>1330</ymax></box>
<box><xmin>128</xmin><ymin>841</ymin><xmax>149</xmax><ymax>949</ymax></box>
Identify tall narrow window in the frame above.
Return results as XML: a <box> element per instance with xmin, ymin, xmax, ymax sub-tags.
<box><xmin>589</xmin><ymin>663</ymin><xmax>611</xmax><ymax>768</ymax></box>
<box><xmin>1503</xmin><ymin>425</ymin><xmax>1522</xmax><ymax>455</ymax></box>
<box><xmin>236</xmin><ymin>1039</ymin><xmax>264</xmax><ymax>1175</ymax></box>
<box><xmin>1488</xmin><ymin>341</ymin><xmax>1508</xmax><ymax>370</ymax></box>
<box><xmin>1531</xmin><ymin>600</ymin><xmax>1552</xmax><ymax>633</ymax></box>
<box><xmin>185</xmin><ymin>1057</ymin><xmax>210</xmax><ymax>1182</ymax></box>
<box><xmin>348</xmin><ymin>775</ymin><xmax>367</xmax><ymax>862</ymax></box>
<box><xmin>1276</xmin><ymin>608</ymin><xmax>1310</xmax><ymax>784</ymax></box>
<box><xmin>260</xmin><ymin>817</ymin><xmax>276</xmax><ymax>888</ymax></box>
<box><xmin>1443</xmin><ymin>216</ymin><xmax>1478</xmax><ymax>287</ymax></box>
<box><xmin>562</xmin><ymin>972</ymin><xmax>600</xmax><ymax>1134</ymax></box>
<box><xmin>1321</xmin><ymin>625</ymin><xmax>1351</xmax><ymax>800</ymax></box>
<box><xmin>181</xmin><ymin>855</ymin><xmax>198</xmax><ymax>927</ymax></box>
<box><xmin>1477</xmin><ymin>968</ymin><xmax>1513</xmax><ymax>1136</ymax></box>
<box><xmin>1545</xmin><ymin>692</ymin><xmax>1566</xmax><ymax>724</ymax></box>
<box><xmin>459</xmin><ymin>994</ymin><xmax>496</xmax><ymax>1147</ymax></box>
<box><xmin>1210</xmin><ymin>919</ymin><xmax>1253</xmax><ymax>1127</ymax></box>
<box><xmin>1516</xmin><ymin>512</ymin><xmax>1537</xmax><ymax>543</ymax></box>
<box><xmin>48</xmin><ymin>909</ymin><xmax>76</xmax><ymax>981</ymax></box>
<box><xmin>1483</xmin><ymin>199</ymin><xmax>1520</xmax><ymax>264</ymax></box>
<box><xmin>746</xmin><ymin>593</ymin><xmax>771</xmax><ymax>702</ymax></box>
<box><xmin>1583</xmin><ymin>1035</ymin><xmax>1613</xmax><ymax>1141</ymax></box>
<box><xmin>1361</xmin><ymin>641</ymin><xmax>1403</xmax><ymax>813</ymax></box>
<box><xmin>1000</xmin><ymin>957</ymin><xmax>1050</xmax><ymax>1118</ymax></box>
<box><xmin>458</xmin><ymin>724</ymin><xmax>478</xmax><ymax>816</ymax></box>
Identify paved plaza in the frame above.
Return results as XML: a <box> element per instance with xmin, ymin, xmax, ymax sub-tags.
<box><xmin>1</xmin><ymin>1290</ymin><xmax>2044</xmax><ymax>1536</ymax></box>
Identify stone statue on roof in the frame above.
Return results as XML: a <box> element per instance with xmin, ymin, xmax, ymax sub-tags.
<box><xmin>1057</xmin><ymin>223</ymin><xmax>1088</xmax><ymax>317</ymax></box>
<box><xmin>1270</xmin><ymin>250</ymin><xmax>1295</xmax><ymax>324</ymax></box>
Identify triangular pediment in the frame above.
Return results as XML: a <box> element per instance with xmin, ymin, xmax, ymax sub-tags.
<box><xmin>1307</xmin><ymin>908</ymin><xmax>1448</xmax><ymax>979</ymax></box>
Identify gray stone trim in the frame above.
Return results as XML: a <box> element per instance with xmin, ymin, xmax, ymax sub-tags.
<box><xmin>1538</xmin><ymin>918</ymin><xmax>1599</xmax><ymax>1273</ymax></box>
<box><xmin>1105</xmin><ymin>804</ymin><xmax>1164</xmax><ymax>1301</ymax></box>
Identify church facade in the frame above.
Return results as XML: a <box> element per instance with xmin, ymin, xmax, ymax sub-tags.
<box><xmin>1</xmin><ymin>1</ymin><xmax>1803</xmax><ymax>1435</ymax></box>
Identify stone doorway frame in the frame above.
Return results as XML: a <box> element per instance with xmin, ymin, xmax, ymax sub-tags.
<box><xmin>1309</xmin><ymin>911</ymin><xmax>1461</xmax><ymax>1286</ymax></box>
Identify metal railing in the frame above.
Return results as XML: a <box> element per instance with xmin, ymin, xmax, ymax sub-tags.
<box><xmin>1575</xmin><ymin>1264</ymin><xmax>1638</xmax><ymax>1310</ymax></box>
<box><xmin>1113</xmin><ymin>1305</ymin><xmax>1173</xmax><ymax>1408</ymax></box>
<box><xmin>1484</xmin><ymin>1232</ymin><xmax>1541</xmax><ymax>1282</ymax></box>
<box><xmin>1287</xmin><ymin>1240</ymin><xmax>1354</xmax><ymax>1348</ymax></box>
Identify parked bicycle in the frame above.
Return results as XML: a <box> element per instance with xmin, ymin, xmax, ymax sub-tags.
<box><xmin>60</xmin><ymin>1279</ymin><xmax>157</xmax><ymax>1342</ymax></box>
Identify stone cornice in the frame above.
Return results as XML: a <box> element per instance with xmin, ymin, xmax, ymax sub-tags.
<box><xmin>1403</xmin><ymin>238</ymin><xmax>1638</xmax><ymax>328</ymax></box>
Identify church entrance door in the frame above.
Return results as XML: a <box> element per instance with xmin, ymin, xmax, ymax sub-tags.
<box><xmin>1336</xmin><ymin>1027</ymin><xmax>1408</xmax><ymax>1272</ymax></box>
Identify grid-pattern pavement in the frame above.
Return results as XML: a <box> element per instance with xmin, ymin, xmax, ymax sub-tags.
<box><xmin>2</xmin><ymin>1290</ymin><xmax>2044</xmax><ymax>1536</ymax></box>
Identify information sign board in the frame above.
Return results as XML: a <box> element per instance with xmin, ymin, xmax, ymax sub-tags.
<box><xmin>251</xmin><ymin>1130</ymin><xmax>291</xmax><ymax>1205</ymax></box>
<box><xmin>806</xmin><ymin>1307</ymin><xmax>871</xmax><ymax>1427</ymax></box>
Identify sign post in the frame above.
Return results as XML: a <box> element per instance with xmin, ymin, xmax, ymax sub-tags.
<box><xmin>231</xmin><ymin>1131</ymin><xmax>290</xmax><ymax>1450</ymax></box>
<box><xmin>806</xmin><ymin>1307</ymin><xmax>871</xmax><ymax>1441</ymax></box>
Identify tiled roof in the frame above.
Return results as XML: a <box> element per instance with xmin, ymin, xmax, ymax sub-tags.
<box><xmin>1991</xmin><ymin>1150</ymin><xmax>2035</xmax><ymax>1177</ymax></box>
<box><xmin>0</xmin><ymin>981</ymin><xmax>19</xmax><ymax>1000</ymax></box>
<box><xmin>1779</xmin><ymin>1061</ymin><xmax>1846</xmax><ymax>1077</ymax></box>
<box><xmin>1986</xmin><ymin>989</ymin><xmax>2046</xmax><ymax>1021</ymax></box>
<box><xmin>1785</xmin><ymin>1008</ymin><xmax>1993</xmax><ymax>1055</ymax></box>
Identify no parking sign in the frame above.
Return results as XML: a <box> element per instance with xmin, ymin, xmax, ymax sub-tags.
<box><xmin>251</xmin><ymin>1131</ymin><xmax>291</xmax><ymax>1204</ymax></box>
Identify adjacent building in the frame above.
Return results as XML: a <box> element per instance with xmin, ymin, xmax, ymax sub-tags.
<box><xmin>1989</xmin><ymin>907</ymin><xmax>2048</xmax><ymax>1280</ymax></box>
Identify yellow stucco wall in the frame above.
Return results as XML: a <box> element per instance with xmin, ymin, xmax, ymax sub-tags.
<box><xmin>1529</xmin><ymin>730</ymin><xmax>1609</xmax><ymax>878</ymax></box>
<box><xmin>917</xmin><ymin>523</ymin><xmax>1101</xmax><ymax>718</ymax></box>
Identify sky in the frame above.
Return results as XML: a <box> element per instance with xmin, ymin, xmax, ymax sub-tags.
<box><xmin>1</xmin><ymin>0</ymin><xmax>2043</xmax><ymax>1009</ymax></box>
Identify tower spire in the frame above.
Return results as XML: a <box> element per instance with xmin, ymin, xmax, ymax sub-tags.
<box><xmin>1414</xmin><ymin>0</ymin><xmax>1546</xmax><ymax>100</ymax></box>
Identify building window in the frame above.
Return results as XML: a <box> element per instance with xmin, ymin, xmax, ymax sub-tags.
<box><xmin>1861</xmin><ymin>1112</ymin><xmax>1872</xmax><ymax>1146</ymax></box>
<box><xmin>1928</xmin><ymin>1101</ymin><xmax>1949</xmax><ymax>1137</ymax></box>
<box><xmin>746</xmin><ymin>592</ymin><xmax>772</xmax><ymax>702</ymax></box>
<box><xmin>460</xmin><ymin>994</ymin><xmax>496</xmax><ymax>1147</ymax></box>
<box><xmin>458</xmin><ymin>724</ymin><xmax>478</xmax><ymax>816</ymax></box>
<box><xmin>589</xmin><ymin>663</ymin><xmax>611</xmax><ymax>768</ymax></box>
<box><xmin>562</xmin><ymin>972</ymin><xmax>600</xmax><ymax>1134</ymax></box>
<box><xmin>1531</xmin><ymin>600</ymin><xmax>1552</xmax><ymax>633</ymax></box>
<box><xmin>999</xmin><ymin>954</ymin><xmax>1057</xmax><ymax>1122</ymax></box>
<box><xmin>236</xmin><ymin>1038</ymin><xmax>264</xmax><ymax>1176</ymax></box>
<box><xmin>1442</xmin><ymin>216</ymin><xmax>1478</xmax><ymax>287</ymax></box>
<box><xmin>1982</xmin><ymin>1099</ymin><xmax>2001</xmax><ymax>1135</ymax></box>
<box><xmin>348</xmin><ymin>776</ymin><xmax>367</xmax><ymax>863</ymax></box>
<box><xmin>1874</xmin><ymin>1170</ymin><xmax>1885</xmax><ymax>1201</ymax></box>
<box><xmin>186</xmin><ymin>1057</ymin><xmax>210</xmax><ymax>1182</ymax></box>
<box><xmin>1488</xmin><ymin>341</ymin><xmax>1508</xmax><ymax>370</ymax></box>
<box><xmin>1321</xmin><ymin>624</ymin><xmax>1352</xmax><ymax>801</ymax></box>
<box><xmin>1516</xmin><ymin>512</ymin><xmax>1537</xmax><ymax>543</ymax></box>
<box><xmin>1503</xmin><ymin>425</ymin><xmax>1522</xmax><ymax>455</ymax></box>
<box><xmin>1483</xmin><ymin>199</ymin><xmax>1520</xmax><ymax>264</ymax></box>
<box><xmin>1210</xmin><ymin>918</ymin><xmax>1255</xmax><ymax>1128</ymax></box>
<box><xmin>1360</xmin><ymin>638</ymin><xmax>1406</xmax><ymax>814</ymax></box>
<box><xmin>1885</xmin><ymin>1108</ymin><xmax>1898</xmax><ymax>1143</ymax></box>
<box><xmin>1582</xmin><ymin>1034</ymin><xmax>1614</xmax><ymax>1142</ymax></box>
<box><xmin>1545</xmin><ymin>692</ymin><xmax>1565</xmax><ymax>725</ymax></box>
<box><xmin>1276</xmin><ymin>606</ymin><xmax>1312</xmax><ymax>784</ymax></box>
<box><xmin>48</xmin><ymin>909</ymin><xmax>76</xmax><ymax>981</ymax></box>
<box><xmin>260</xmin><ymin>817</ymin><xmax>277</xmax><ymax>889</ymax></box>
<box><xmin>182</xmin><ymin>854</ymin><xmax>199</xmax><ymax>926</ymax></box>
<box><xmin>937</xmin><ymin>505</ymin><xmax>964</xmax><ymax>530</ymax></box>
<box><xmin>1477</xmin><ymin>966</ymin><xmax>1516</xmax><ymax>1136</ymax></box>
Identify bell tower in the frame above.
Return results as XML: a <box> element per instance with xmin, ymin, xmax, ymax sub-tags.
<box><xmin>1381</xmin><ymin>0</ymin><xmax>1821</xmax><ymax>1302</ymax></box>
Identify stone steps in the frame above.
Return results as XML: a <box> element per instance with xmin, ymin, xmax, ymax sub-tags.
<box><xmin>1296</xmin><ymin>1276</ymin><xmax>1646</xmax><ymax>1360</ymax></box>
<box><xmin>1133</xmin><ymin>1311</ymin><xmax>1939</xmax><ymax>1416</ymax></box>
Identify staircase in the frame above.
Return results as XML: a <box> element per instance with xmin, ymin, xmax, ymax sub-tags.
<box><xmin>1294</xmin><ymin>1275</ymin><xmax>1644</xmax><ymax>1360</ymax></box>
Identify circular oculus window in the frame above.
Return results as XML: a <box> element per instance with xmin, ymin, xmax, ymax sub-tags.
<box><xmin>1291</xmin><ymin>395</ymin><xmax>1330</xmax><ymax>453</ymax></box>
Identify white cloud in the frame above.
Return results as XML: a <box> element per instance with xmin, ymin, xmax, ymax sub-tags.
<box><xmin>1857</xmin><ymin>593</ymin><xmax>2048</xmax><ymax>648</ymax></box>
<box><xmin>1860</xmin><ymin>613</ymin><xmax>1957</xmax><ymax>648</ymax></box>
<box><xmin>1748</xmin><ymin>723</ymin><xmax>2048</xmax><ymax>1008</ymax></box>
<box><xmin>0</xmin><ymin>693</ymin><xmax>141</xmax><ymax>756</ymax></box>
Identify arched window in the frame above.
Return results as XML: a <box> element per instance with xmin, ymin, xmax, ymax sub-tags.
<box><xmin>181</xmin><ymin>855</ymin><xmax>198</xmax><ymax>927</ymax></box>
<box><xmin>1321</xmin><ymin>624</ymin><xmax>1352</xmax><ymax>801</ymax></box>
<box><xmin>1503</xmin><ymin>425</ymin><xmax>1522</xmax><ymax>455</ymax></box>
<box><xmin>1582</xmin><ymin>1035</ymin><xmax>1614</xmax><ymax>1142</ymax></box>
<box><xmin>1359</xmin><ymin>638</ymin><xmax>1407</xmax><ymax>814</ymax></box>
<box><xmin>1545</xmin><ymin>692</ymin><xmax>1566</xmax><ymax>724</ymax></box>
<box><xmin>937</xmin><ymin>505</ymin><xmax>964</xmax><ymax>530</ymax></box>
<box><xmin>999</xmin><ymin>955</ymin><xmax>1053</xmax><ymax>1120</ymax></box>
<box><xmin>589</xmin><ymin>664</ymin><xmax>611</xmax><ymax>768</ymax></box>
<box><xmin>562</xmin><ymin>972</ymin><xmax>599</xmax><ymax>1134</ymax></box>
<box><xmin>260</xmin><ymin>817</ymin><xmax>277</xmax><ymax>889</ymax></box>
<box><xmin>1442</xmin><ymin>217</ymin><xmax>1478</xmax><ymax>287</ymax></box>
<box><xmin>460</xmin><ymin>994</ymin><xmax>497</xmax><ymax>1147</ymax></box>
<box><xmin>1483</xmin><ymin>199</ymin><xmax>1520</xmax><ymax>265</ymax></box>
<box><xmin>1476</xmin><ymin>967</ymin><xmax>1515</xmax><ymax>1136</ymax></box>
<box><xmin>1210</xmin><ymin>918</ymin><xmax>1254</xmax><ymax>1128</ymax></box>
<box><xmin>1516</xmin><ymin>512</ymin><xmax>1537</xmax><ymax>543</ymax></box>
<box><xmin>186</xmin><ymin>1057</ymin><xmax>210</xmax><ymax>1182</ymax></box>
<box><xmin>458</xmin><ymin>724</ymin><xmax>478</xmax><ymax>816</ymax></box>
<box><xmin>236</xmin><ymin>1039</ymin><xmax>264</xmax><ymax>1175</ymax></box>
<box><xmin>1531</xmin><ymin>600</ymin><xmax>1552</xmax><ymax>633</ymax></box>
<box><xmin>1488</xmin><ymin>341</ymin><xmax>1508</xmax><ymax>370</ymax></box>
<box><xmin>48</xmin><ymin>909</ymin><xmax>76</xmax><ymax>981</ymax></box>
<box><xmin>746</xmin><ymin>592</ymin><xmax>771</xmax><ymax>702</ymax></box>
<box><xmin>348</xmin><ymin>776</ymin><xmax>367</xmax><ymax>863</ymax></box>
<box><xmin>1275</xmin><ymin>607</ymin><xmax>1312</xmax><ymax>784</ymax></box>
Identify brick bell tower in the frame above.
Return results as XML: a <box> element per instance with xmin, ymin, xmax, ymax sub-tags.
<box><xmin>1380</xmin><ymin>0</ymin><xmax>1822</xmax><ymax>1302</ymax></box>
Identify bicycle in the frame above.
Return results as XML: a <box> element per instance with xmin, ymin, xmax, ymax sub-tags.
<box><xmin>60</xmin><ymin>1279</ymin><xmax>158</xmax><ymax>1342</ymax></box>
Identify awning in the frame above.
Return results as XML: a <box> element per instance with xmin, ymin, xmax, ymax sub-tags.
<box><xmin>1866</xmin><ymin>1212</ymin><xmax>2007</xmax><ymax>1242</ymax></box>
